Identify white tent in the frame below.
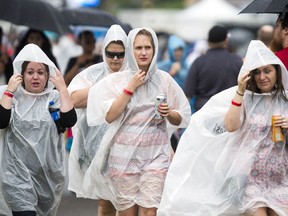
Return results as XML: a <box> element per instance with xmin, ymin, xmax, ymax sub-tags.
<box><xmin>176</xmin><ymin>0</ymin><xmax>276</xmax><ymax>41</ymax></box>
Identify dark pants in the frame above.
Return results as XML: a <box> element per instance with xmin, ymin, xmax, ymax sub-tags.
<box><xmin>12</xmin><ymin>211</ymin><xmax>36</xmax><ymax>216</ymax></box>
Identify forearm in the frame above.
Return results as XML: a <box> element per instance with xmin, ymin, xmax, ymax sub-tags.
<box><xmin>71</xmin><ymin>88</ymin><xmax>89</xmax><ymax>108</ymax></box>
<box><xmin>105</xmin><ymin>92</ymin><xmax>132</xmax><ymax>123</ymax></box>
<box><xmin>224</xmin><ymin>91</ymin><xmax>244</xmax><ymax>132</ymax></box>
<box><xmin>0</xmin><ymin>91</ymin><xmax>13</xmax><ymax>109</ymax></box>
<box><xmin>59</xmin><ymin>89</ymin><xmax>75</xmax><ymax>112</ymax></box>
<box><xmin>167</xmin><ymin>110</ymin><xmax>182</xmax><ymax>126</ymax></box>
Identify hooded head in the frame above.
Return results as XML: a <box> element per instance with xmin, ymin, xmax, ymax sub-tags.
<box><xmin>167</xmin><ymin>34</ymin><xmax>186</xmax><ymax>62</ymax></box>
<box><xmin>13</xmin><ymin>43</ymin><xmax>57</xmax><ymax>95</ymax></box>
<box><xmin>239</xmin><ymin>40</ymin><xmax>288</xmax><ymax>87</ymax></box>
<box><xmin>102</xmin><ymin>24</ymin><xmax>128</xmax><ymax>73</ymax></box>
<box><xmin>127</xmin><ymin>27</ymin><xmax>159</xmax><ymax>81</ymax></box>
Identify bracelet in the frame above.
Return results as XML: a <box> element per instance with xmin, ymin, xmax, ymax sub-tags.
<box><xmin>4</xmin><ymin>91</ymin><xmax>14</xmax><ymax>98</ymax></box>
<box><xmin>231</xmin><ymin>100</ymin><xmax>241</xmax><ymax>107</ymax></box>
<box><xmin>236</xmin><ymin>91</ymin><xmax>244</xmax><ymax>96</ymax></box>
<box><xmin>5</xmin><ymin>89</ymin><xmax>14</xmax><ymax>94</ymax></box>
<box><xmin>123</xmin><ymin>88</ymin><xmax>133</xmax><ymax>96</ymax></box>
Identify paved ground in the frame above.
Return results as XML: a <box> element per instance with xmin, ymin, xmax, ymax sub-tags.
<box><xmin>56</xmin><ymin>152</ymin><xmax>98</xmax><ymax>216</ymax></box>
<box><xmin>57</xmin><ymin>184</ymin><xmax>98</xmax><ymax>216</ymax></box>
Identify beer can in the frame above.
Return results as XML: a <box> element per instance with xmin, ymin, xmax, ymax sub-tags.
<box><xmin>272</xmin><ymin>114</ymin><xmax>284</xmax><ymax>142</ymax></box>
<box><xmin>154</xmin><ymin>94</ymin><xmax>166</xmax><ymax>119</ymax></box>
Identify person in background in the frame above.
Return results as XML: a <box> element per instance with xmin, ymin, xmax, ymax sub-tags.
<box><xmin>257</xmin><ymin>24</ymin><xmax>274</xmax><ymax>47</ymax></box>
<box><xmin>270</xmin><ymin>12</ymin><xmax>288</xmax><ymax>69</ymax></box>
<box><xmin>157</xmin><ymin>34</ymin><xmax>190</xmax><ymax>151</ymax></box>
<box><xmin>68</xmin><ymin>24</ymin><xmax>128</xmax><ymax>216</ymax></box>
<box><xmin>83</xmin><ymin>28</ymin><xmax>191</xmax><ymax>216</ymax></box>
<box><xmin>184</xmin><ymin>25</ymin><xmax>243</xmax><ymax>113</ymax></box>
<box><xmin>14</xmin><ymin>28</ymin><xmax>59</xmax><ymax>68</ymax></box>
<box><xmin>157</xmin><ymin>34</ymin><xmax>189</xmax><ymax>89</ymax></box>
<box><xmin>0</xmin><ymin>44</ymin><xmax>77</xmax><ymax>216</ymax></box>
<box><xmin>0</xmin><ymin>26</ymin><xmax>13</xmax><ymax>85</ymax></box>
<box><xmin>157</xmin><ymin>40</ymin><xmax>288</xmax><ymax>216</ymax></box>
<box><xmin>64</xmin><ymin>30</ymin><xmax>102</xmax><ymax>152</ymax></box>
<box><xmin>64</xmin><ymin>30</ymin><xmax>102</xmax><ymax>86</ymax></box>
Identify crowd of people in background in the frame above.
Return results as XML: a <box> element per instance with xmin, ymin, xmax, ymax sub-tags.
<box><xmin>1</xmin><ymin>10</ymin><xmax>288</xmax><ymax>215</ymax></box>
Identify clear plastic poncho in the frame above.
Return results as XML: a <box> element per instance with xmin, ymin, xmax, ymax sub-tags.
<box><xmin>67</xmin><ymin>24</ymin><xmax>128</xmax><ymax>198</ymax></box>
<box><xmin>157</xmin><ymin>40</ymin><xmax>288</xmax><ymax>216</ymax></box>
<box><xmin>83</xmin><ymin>28</ymin><xmax>191</xmax><ymax>210</ymax></box>
<box><xmin>0</xmin><ymin>44</ymin><xmax>66</xmax><ymax>215</ymax></box>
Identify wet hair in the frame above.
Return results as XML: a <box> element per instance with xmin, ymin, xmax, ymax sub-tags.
<box><xmin>107</xmin><ymin>40</ymin><xmax>124</xmax><ymax>48</ymax></box>
<box><xmin>246</xmin><ymin>64</ymin><xmax>288</xmax><ymax>101</ymax></box>
<box><xmin>278</xmin><ymin>13</ymin><xmax>288</xmax><ymax>29</ymax></box>
<box><xmin>136</xmin><ymin>29</ymin><xmax>155</xmax><ymax>56</ymax></box>
<box><xmin>21</xmin><ymin>61</ymin><xmax>50</xmax><ymax>89</ymax></box>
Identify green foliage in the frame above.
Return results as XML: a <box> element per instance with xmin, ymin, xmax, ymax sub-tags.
<box><xmin>100</xmin><ymin>0</ymin><xmax>184</xmax><ymax>10</ymax></box>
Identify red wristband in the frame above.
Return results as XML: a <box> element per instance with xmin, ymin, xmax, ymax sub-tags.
<box><xmin>4</xmin><ymin>91</ymin><xmax>13</xmax><ymax>98</ymax></box>
<box><xmin>231</xmin><ymin>100</ymin><xmax>241</xmax><ymax>107</ymax></box>
<box><xmin>123</xmin><ymin>88</ymin><xmax>133</xmax><ymax>96</ymax></box>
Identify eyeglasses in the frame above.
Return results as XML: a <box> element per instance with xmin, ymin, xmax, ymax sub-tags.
<box><xmin>105</xmin><ymin>50</ymin><xmax>125</xmax><ymax>59</ymax></box>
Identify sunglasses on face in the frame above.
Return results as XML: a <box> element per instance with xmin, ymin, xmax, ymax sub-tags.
<box><xmin>105</xmin><ymin>50</ymin><xmax>125</xmax><ymax>59</ymax></box>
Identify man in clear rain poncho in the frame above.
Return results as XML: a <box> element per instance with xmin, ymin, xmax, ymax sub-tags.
<box><xmin>157</xmin><ymin>40</ymin><xmax>288</xmax><ymax>216</ymax></box>
<box><xmin>0</xmin><ymin>43</ymin><xmax>77</xmax><ymax>216</ymax></box>
<box><xmin>82</xmin><ymin>28</ymin><xmax>191</xmax><ymax>215</ymax></box>
<box><xmin>67</xmin><ymin>24</ymin><xmax>128</xmax><ymax>216</ymax></box>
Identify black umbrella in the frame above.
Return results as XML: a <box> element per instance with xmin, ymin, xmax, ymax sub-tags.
<box><xmin>239</xmin><ymin>0</ymin><xmax>288</xmax><ymax>14</ymax></box>
<box><xmin>61</xmin><ymin>7</ymin><xmax>122</xmax><ymax>28</ymax></box>
<box><xmin>0</xmin><ymin>0</ymin><xmax>71</xmax><ymax>35</ymax></box>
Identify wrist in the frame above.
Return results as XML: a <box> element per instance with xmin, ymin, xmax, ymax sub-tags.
<box><xmin>125</xmin><ymin>85</ymin><xmax>136</xmax><ymax>92</ymax></box>
<box><xmin>236</xmin><ymin>90</ymin><xmax>244</xmax><ymax>96</ymax></box>
<box><xmin>123</xmin><ymin>88</ymin><xmax>133</xmax><ymax>96</ymax></box>
<box><xmin>6</xmin><ymin>89</ymin><xmax>14</xmax><ymax>94</ymax></box>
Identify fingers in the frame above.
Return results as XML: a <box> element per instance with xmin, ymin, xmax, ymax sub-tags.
<box><xmin>7</xmin><ymin>74</ymin><xmax>23</xmax><ymax>92</ymax></box>
<box><xmin>281</xmin><ymin>117</ymin><xmax>288</xmax><ymax>129</ymax></box>
<box><xmin>158</xmin><ymin>103</ymin><xmax>170</xmax><ymax>117</ymax></box>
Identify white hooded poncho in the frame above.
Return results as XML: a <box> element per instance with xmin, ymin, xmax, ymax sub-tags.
<box><xmin>83</xmin><ymin>28</ymin><xmax>191</xmax><ymax>210</ymax></box>
<box><xmin>67</xmin><ymin>24</ymin><xmax>128</xmax><ymax>198</ymax></box>
<box><xmin>157</xmin><ymin>40</ymin><xmax>288</xmax><ymax>216</ymax></box>
<box><xmin>0</xmin><ymin>44</ymin><xmax>65</xmax><ymax>215</ymax></box>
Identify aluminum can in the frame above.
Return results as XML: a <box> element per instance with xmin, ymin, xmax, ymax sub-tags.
<box><xmin>155</xmin><ymin>94</ymin><xmax>166</xmax><ymax>119</ymax></box>
<box><xmin>272</xmin><ymin>114</ymin><xmax>284</xmax><ymax>142</ymax></box>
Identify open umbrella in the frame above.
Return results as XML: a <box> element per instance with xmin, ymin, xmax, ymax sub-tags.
<box><xmin>0</xmin><ymin>0</ymin><xmax>71</xmax><ymax>35</ymax></box>
<box><xmin>61</xmin><ymin>7</ymin><xmax>122</xmax><ymax>28</ymax></box>
<box><xmin>239</xmin><ymin>0</ymin><xmax>288</xmax><ymax>14</ymax></box>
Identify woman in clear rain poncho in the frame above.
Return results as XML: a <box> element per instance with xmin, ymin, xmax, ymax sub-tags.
<box><xmin>83</xmin><ymin>28</ymin><xmax>191</xmax><ymax>216</ymax></box>
<box><xmin>157</xmin><ymin>40</ymin><xmax>288</xmax><ymax>216</ymax></box>
<box><xmin>67</xmin><ymin>24</ymin><xmax>128</xmax><ymax>216</ymax></box>
<box><xmin>0</xmin><ymin>43</ymin><xmax>77</xmax><ymax>216</ymax></box>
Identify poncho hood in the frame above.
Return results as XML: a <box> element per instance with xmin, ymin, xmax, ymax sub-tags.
<box><xmin>13</xmin><ymin>43</ymin><xmax>57</xmax><ymax>95</ymax></box>
<box><xmin>126</xmin><ymin>27</ymin><xmax>158</xmax><ymax>81</ymax></box>
<box><xmin>239</xmin><ymin>40</ymin><xmax>288</xmax><ymax>89</ymax></box>
<box><xmin>102</xmin><ymin>24</ymin><xmax>128</xmax><ymax>73</ymax></box>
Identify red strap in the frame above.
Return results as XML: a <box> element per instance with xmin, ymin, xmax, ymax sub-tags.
<box><xmin>123</xmin><ymin>88</ymin><xmax>133</xmax><ymax>96</ymax></box>
<box><xmin>231</xmin><ymin>100</ymin><xmax>241</xmax><ymax>107</ymax></box>
<box><xmin>3</xmin><ymin>91</ymin><xmax>13</xmax><ymax>98</ymax></box>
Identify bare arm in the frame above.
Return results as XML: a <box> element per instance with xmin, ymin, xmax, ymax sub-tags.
<box><xmin>224</xmin><ymin>71</ymin><xmax>250</xmax><ymax>132</ymax></box>
<box><xmin>71</xmin><ymin>87</ymin><xmax>90</xmax><ymax>108</ymax></box>
<box><xmin>105</xmin><ymin>70</ymin><xmax>146</xmax><ymax>123</ymax></box>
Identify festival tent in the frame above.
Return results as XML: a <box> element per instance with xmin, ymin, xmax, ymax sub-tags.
<box><xmin>176</xmin><ymin>0</ymin><xmax>276</xmax><ymax>41</ymax></box>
